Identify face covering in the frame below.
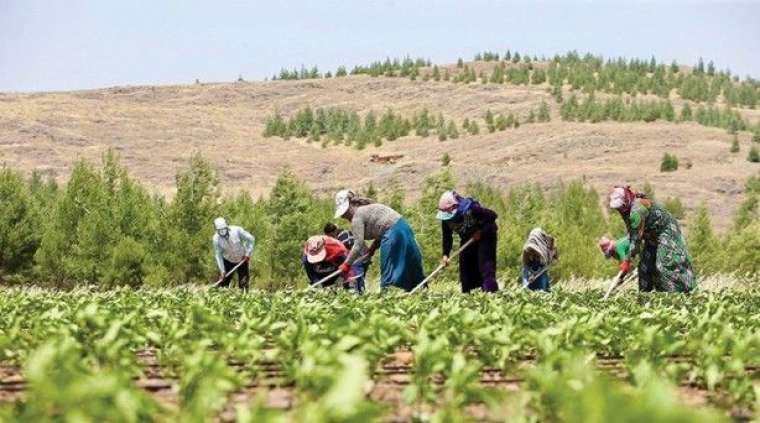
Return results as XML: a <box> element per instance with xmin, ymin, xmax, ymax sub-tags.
<box><xmin>217</xmin><ymin>228</ymin><xmax>229</xmax><ymax>237</ymax></box>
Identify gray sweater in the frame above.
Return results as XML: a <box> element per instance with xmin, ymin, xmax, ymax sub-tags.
<box><xmin>347</xmin><ymin>203</ymin><xmax>401</xmax><ymax>264</ymax></box>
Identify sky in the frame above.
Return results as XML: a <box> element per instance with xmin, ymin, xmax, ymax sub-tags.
<box><xmin>1</xmin><ymin>0</ymin><xmax>758</xmax><ymax>92</ymax></box>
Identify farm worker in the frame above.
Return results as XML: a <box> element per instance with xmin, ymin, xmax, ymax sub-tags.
<box><xmin>436</xmin><ymin>191</ymin><xmax>499</xmax><ymax>293</ymax></box>
<box><xmin>608</xmin><ymin>186</ymin><xmax>696</xmax><ymax>292</ymax></box>
<box><xmin>324</xmin><ymin>222</ymin><xmax>370</xmax><ymax>285</ymax></box>
<box><xmin>212</xmin><ymin>217</ymin><xmax>255</xmax><ymax>291</ymax></box>
<box><xmin>334</xmin><ymin>190</ymin><xmax>424</xmax><ymax>292</ymax></box>
<box><xmin>598</xmin><ymin>236</ymin><xmax>630</xmax><ymax>263</ymax></box>
<box><xmin>303</xmin><ymin>235</ymin><xmax>365</xmax><ymax>292</ymax></box>
<box><xmin>521</xmin><ymin>227</ymin><xmax>558</xmax><ymax>292</ymax></box>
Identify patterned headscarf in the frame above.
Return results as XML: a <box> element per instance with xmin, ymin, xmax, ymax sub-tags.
<box><xmin>608</xmin><ymin>186</ymin><xmax>636</xmax><ymax>213</ymax></box>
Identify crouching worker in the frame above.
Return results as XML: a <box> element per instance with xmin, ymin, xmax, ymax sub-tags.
<box><xmin>598</xmin><ymin>236</ymin><xmax>630</xmax><ymax>263</ymax></box>
<box><xmin>521</xmin><ymin>228</ymin><xmax>558</xmax><ymax>292</ymax></box>
<box><xmin>436</xmin><ymin>191</ymin><xmax>499</xmax><ymax>293</ymax></box>
<box><xmin>212</xmin><ymin>217</ymin><xmax>255</xmax><ymax>291</ymax></box>
<box><xmin>303</xmin><ymin>235</ymin><xmax>365</xmax><ymax>293</ymax></box>
<box><xmin>335</xmin><ymin>190</ymin><xmax>424</xmax><ymax>292</ymax></box>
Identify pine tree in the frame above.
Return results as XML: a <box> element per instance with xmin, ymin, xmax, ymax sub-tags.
<box><xmin>707</xmin><ymin>60</ymin><xmax>715</xmax><ymax>76</ymax></box>
<box><xmin>485</xmin><ymin>109</ymin><xmax>495</xmax><ymax>133</ymax></box>
<box><xmin>660</xmin><ymin>153</ymin><xmax>679</xmax><ymax>172</ymax></box>
<box><xmin>538</xmin><ymin>100</ymin><xmax>551</xmax><ymax>122</ymax></box>
<box><xmin>730</xmin><ymin>135</ymin><xmax>740</xmax><ymax>153</ymax></box>
<box><xmin>695</xmin><ymin>57</ymin><xmax>705</xmax><ymax>75</ymax></box>
<box><xmin>432</xmin><ymin>65</ymin><xmax>440</xmax><ymax>81</ymax></box>
<box><xmin>670</xmin><ymin>60</ymin><xmax>679</xmax><ymax>73</ymax></box>
<box><xmin>749</xmin><ymin>146</ymin><xmax>760</xmax><ymax>163</ymax></box>
<box><xmin>680</xmin><ymin>102</ymin><xmax>693</xmax><ymax>121</ymax></box>
<box><xmin>457</xmin><ymin>58</ymin><xmax>464</xmax><ymax>68</ymax></box>
<box><xmin>441</xmin><ymin>153</ymin><xmax>451</xmax><ymax>166</ymax></box>
<box><xmin>495</xmin><ymin>114</ymin><xmax>508</xmax><ymax>131</ymax></box>
<box><xmin>527</xmin><ymin>110</ymin><xmax>536</xmax><ymax>123</ymax></box>
<box><xmin>689</xmin><ymin>205</ymin><xmax>722</xmax><ymax>272</ymax></box>
<box><xmin>447</xmin><ymin>120</ymin><xmax>459</xmax><ymax>139</ymax></box>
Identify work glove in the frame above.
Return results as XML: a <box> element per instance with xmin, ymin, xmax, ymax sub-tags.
<box><xmin>619</xmin><ymin>260</ymin><xmax>632</xmax><ymax>275</ymax></box>
<box><xmin>339</xmin><ymin>262</ymin><xmax>351</xmax><ymax>277</ymax></box>
<box><xmin>243</xmin><ymin>255</ymin><xmax>250</xmax><ymax>263</ymax></box>
<box><xmin>472</xmin><ymin>230</ymin><xmax>482</xmax><ymax>241</ymax></box>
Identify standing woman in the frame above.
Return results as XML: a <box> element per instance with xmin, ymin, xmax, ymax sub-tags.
<box><xmin>608</xmin><ymin>186</ymin><xmax>696</xmax><ymax>292</ymax></box>
<box><xmin>436</xmin><ymin>191</ymin><xmax>499</xmax><ymax>293</ymax></box>
<box><xmin>335</xmin><ymin>190</ymin><xmax>424</xmax><ymax>292</ymax></box>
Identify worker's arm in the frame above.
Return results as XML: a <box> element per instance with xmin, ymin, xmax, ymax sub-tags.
<box><xmin>345</xmin><ymin>215</ymin><xmax>365</xmax><ymax>265</ymax></box>
<box><xmin>212</xmin><ymin>237</ymin><xmax>225</xmax><ymax>273</ymax></box>
<box><xmin>441</xmin><ymin>221</ymin><xmax>454</xmax><ymax>257</ymax></box>
<box><xmin>238</xmin><ymin>228</ymin><xmax>256</xmax><ymax>256</ymax></box>
<box><xmin>625</xmin><ymin>206</ymin><xmax>647</xmax><ymax>261</ymax></box>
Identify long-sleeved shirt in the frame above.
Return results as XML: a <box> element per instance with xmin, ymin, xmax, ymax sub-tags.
<box><xmin>442</xmin><ymin>202</ymin><xmax>498</xmax><ymax>256</ymax></box>
<box><xmin>346</xmin><ymin>203</ymin><xmax>401</xmax><ymax>264</ymax></box>
<box><xmin>212</xmin><ymin>225</ymin><xmax>255</xmax><ymax>272</ymax></box>
<box><xmin>303</xmin><ymin>237</ymin><xmax>348</xmax><ymax>284</ymax></box>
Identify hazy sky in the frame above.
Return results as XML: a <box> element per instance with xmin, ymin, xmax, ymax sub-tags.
<box><xmin>1</xmin><ymin>1</ymin><xmax>758</xmax><ymax>92</ymax></box>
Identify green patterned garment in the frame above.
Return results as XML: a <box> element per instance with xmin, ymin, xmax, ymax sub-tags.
<box><xmin>623</xmin><ymin>199</ymin><xmax>697</xmax><ymax>293</ymax></box>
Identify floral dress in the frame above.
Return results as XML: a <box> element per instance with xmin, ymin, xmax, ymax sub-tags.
<box><xmin>623</xmin><ymin>198</ymin><xmax>696</xmax><ymax>292</ymax></box>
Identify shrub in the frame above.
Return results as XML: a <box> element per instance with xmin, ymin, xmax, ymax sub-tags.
<box><xmin>730</xmin><ymin>135</ymin><xmax>740</xmax><ymax>153</ymax></box>
<box><xmin>660</xmin><ymin>153</ymin><xmax>679</xmax><ymax>172</ymax></box>
<box><xmin>441</xmin><ymin>153</ymin><xmax>451</xmax><ymax>167</ymax></box>
<box><xmin>748</xmin><ymin>146</ymin><xmax>760</xmax><ymax>163</ymax></box>
<box><xmin>663</xmin><ymin>197</ymin><xmax>685</xmax><ymax>220</ymax></box>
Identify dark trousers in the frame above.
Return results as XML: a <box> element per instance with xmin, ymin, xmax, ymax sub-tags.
<box><xmin>458</xmin><ymin>230</ymin><xmax>498</xmax><ymax>293</ymax></box>
<box><xmin>219</xmin><ymin>258</ymin><xmax>249</xmax><ymax>291</ymax></box>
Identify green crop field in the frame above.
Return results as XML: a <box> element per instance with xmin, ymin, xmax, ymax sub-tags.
<box><xmin>1</xmin><ymin>282</ymin><xmax>757</xmax><ymax>422</ymax></box>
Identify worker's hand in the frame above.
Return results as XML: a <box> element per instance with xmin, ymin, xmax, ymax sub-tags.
<box><xmin>472</xmin><ymin>230</ymin><xmax>482</xmax><ymax>241</ymax></box>
<box><xmin>440</xmin><ymin>255</ymin><xmax>450</xmax><ymax>268</ymax></box>
<box><xmin>367</xmin><ymin>244</ymin><xmax>377</xmax><ymax>257</ymax></box>
<box><xmin>619</xmin><ymin>260</ymin><xmax>632</xmax><ymax>275</ymax></box>
<box><xmin>219</xmin><ymin>272</ymin><xmax>226</xmax><ymax>281</ymax></box>
<box><xmin>243</xmin><ymin>255</ymin><xmax>250</xmax><ymax>263</ymax></box>
<box><xmin>339</xmin><ymin>262</ymin><xmax>351</xmax><ymax>276</ymax></box>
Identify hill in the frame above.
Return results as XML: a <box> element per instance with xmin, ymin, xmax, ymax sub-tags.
<box><xmin>0</xmin><ymin>60</ymin><xmax>758</xmax><ymax>230</ymax></box>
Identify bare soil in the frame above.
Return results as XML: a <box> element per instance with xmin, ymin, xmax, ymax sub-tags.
<box><xmin>0</xmin><ymin>74</ymin><xmax>758</xmax><ymax>230</ymax></box>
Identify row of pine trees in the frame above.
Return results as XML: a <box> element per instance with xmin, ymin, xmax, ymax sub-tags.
<box><xmin>262</xmin><ymin>103</ymin><xmax>553</xmax><ymax>148</ymax></box>
<box><xmin>267</xmin><ymin>50</ymin><xmax>759</xmax><ymax>109</ymax></box>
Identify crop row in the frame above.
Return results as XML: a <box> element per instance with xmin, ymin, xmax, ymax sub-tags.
<box><xmin>0</xmin><ymin>287</ymin><xmax>757</xmax><ymax>421</ymax></box>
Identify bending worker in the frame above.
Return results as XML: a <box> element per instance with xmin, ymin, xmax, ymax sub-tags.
<box><xmin>608</xmin><ymin>186</ymin><xmax>696</xmax><ymax>292</ymax></box>
<box><xmin>212</xmin><ymin>217</ymin><xmax>255</xmax><ymax>291</ymax></box>
<box><xmin>436</xmin><ymin>191</ymin><xmax>499</xmax><ymax>293</ymax></box>
<box><xmin>335</xmin><ymin>190</ymin><xmax>424</xmax><ymax>292</ymax></box>
<box><xmin>303</xmin><ymin>235</ymin><xmax>364</xmax><ymax>292</ymax></box>
<box><xmin>521</xmin><ymin>227</ymin><xmax>558</xmax><ymax>292</ymax></box>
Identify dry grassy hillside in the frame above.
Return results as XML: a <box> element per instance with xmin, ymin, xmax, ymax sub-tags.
<box><xmin>0</xmin><ymin>70</ymin><xmax>757</xmax><ymax>230</ymax></box>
